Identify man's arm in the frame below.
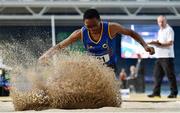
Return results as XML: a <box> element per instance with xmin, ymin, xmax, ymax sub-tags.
<box><xmin>148</xmin><ymin>40</ymin><xmax>173</xmax><ymax>47</ymax></box>
<box><xmin>160</xmin><ymin>41</ymin><xmax>173</xmax><ymax>47</ymax></box>
<box><xmin>109</xmin><ymin>22</ymin><xmax>155</xmax><ymax>55</ymax></box>
<box><xmin>39</xmin><ymin>29</ymin><xmax>81</xmax><ymax>61</ymax></box>
<box><xmin>148</xmin><ymin>28</ymin><xmax>174</xmax><ymax>47</ymax></box>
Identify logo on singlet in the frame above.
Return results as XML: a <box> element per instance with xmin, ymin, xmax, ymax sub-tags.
<box><xmin>87</xmin><ymin>45</ymin><xmax>93</xmax><ymax>49</ymax></box>
<box><xmin>102</xmin><ymin>43</ymin><xmax>108</xmax><ymax>48</ymax></box>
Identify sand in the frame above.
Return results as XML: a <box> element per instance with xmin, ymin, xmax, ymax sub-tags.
<box><xmin>1</xmin><ymin>96</ymin><xmax>180</xmax><ymax>113</ymax></box>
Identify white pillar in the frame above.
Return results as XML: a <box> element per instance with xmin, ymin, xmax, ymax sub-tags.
<box><xmin>130</xmin><ymin>24</ymin><xmax>136</xmax><ymax>45</ymax></box>
<box><xmin>51</xmin><ymin>15</ymin><xmax>56</xmax><ymax>46</ymax></box>
<box><xmin>51</xmin><ymin>15</ymin><xmax>57</xmax><ymax>65</ymax></box>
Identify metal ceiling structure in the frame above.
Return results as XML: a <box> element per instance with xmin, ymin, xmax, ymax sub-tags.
<box><xmin>0</xmin><ymin>0</ymin><xmax>180</xmax><ymax>25</ymax></box>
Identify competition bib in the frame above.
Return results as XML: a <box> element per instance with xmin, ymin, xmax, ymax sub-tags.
<box><xmin>96</xmin><ymin>54</ymin><xmax>110</xmax><ymax>62</ymax></box>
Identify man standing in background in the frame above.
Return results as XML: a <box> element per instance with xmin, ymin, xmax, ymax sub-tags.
<box><xmin>148</xmin><ymin>15</ymin><xmax>178</xmax><ymax>98</ymax></box>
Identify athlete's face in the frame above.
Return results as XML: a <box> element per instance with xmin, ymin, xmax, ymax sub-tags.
<box><xmin>84</xmin><ymin>18</ymin><xmax>101</xmax><ymax>33</ymax></box>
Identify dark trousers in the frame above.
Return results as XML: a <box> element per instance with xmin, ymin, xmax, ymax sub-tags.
<box><xmin>0</xmin><ymin>87</ymin><xmax>9</xmax><ymax>96</ymax></box>
<box><xmin>153</xmin><ymin>58</ymin><xmax>178</xmax><ymax>95</ymax></box>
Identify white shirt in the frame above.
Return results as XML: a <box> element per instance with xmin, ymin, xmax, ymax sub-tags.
<box><xmin>155</xmin><ymin>24</ymin><xmax>175</xmax><ymax>58</ymax></box>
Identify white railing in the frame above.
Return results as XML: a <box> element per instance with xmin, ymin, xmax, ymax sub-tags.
<box><xmin>0</xmin><ymin>0</ymin><xmax>179</xmax><ymax>21</ymax></box>
<box><xmin>0</xmin><ymin>0</ymin><xmax>179</xmax><ymax>2</ymax></box>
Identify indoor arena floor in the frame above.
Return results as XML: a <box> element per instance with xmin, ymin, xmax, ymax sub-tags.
<box><xmin>0</xmin><ymin>94</ymin><xmax>180</xmax><ymax>113</ymax></box>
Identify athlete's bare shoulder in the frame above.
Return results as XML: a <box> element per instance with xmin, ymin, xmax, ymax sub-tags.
<box><xmin>68</xmin><ymin>29</ymin><xmax>82</xmax><ymax>40</ymax></box>
<box><xmin>73</xmin><ymin>29</ymin><xmax>82</xmax><ymax>37</ymax></box>
<box><xmin>109</xmin><ymin>22</ymin><xmax>133</xmax><ymax>36</ymax></box>
<box><xmin>108</xmin><ymin>22</ymin><xmax>124</xmax><ymax>38</ymax></box>
<box><xmin>109</xmin><ymin>22</ymin><xmax>123</xmax><ymax>29</ymax></box>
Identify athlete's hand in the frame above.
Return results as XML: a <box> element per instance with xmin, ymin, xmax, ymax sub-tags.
<box><xmin>144</xmin><ymin>45</ymin><xmax>155</xmax><ymax>55</ymax></box>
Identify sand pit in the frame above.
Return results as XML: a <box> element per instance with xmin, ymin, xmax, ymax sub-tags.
<box><xmin>1</xmin><ymin>95</ymin><xmax>180</xmax><ymax>113</ymax></box>
<box><xmin>0</xmin><ymin>39</ymin><xmax>121</xmax><ymax>111</ymax></box>
<box><xmin>9</xmin><ymin>52</ymin><xmax>121</xmax><ymax>111</ymax></box>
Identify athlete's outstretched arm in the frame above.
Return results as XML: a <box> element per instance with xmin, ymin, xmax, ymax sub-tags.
<box><xmin>39</xmin><ymin>29</ymin><xmax>81</xmax><ymax>61</ymax></box>
<box><xmin>109</xmin><ymin>22</ymin><xmax>155</xmax><ymax>55</ymax></box>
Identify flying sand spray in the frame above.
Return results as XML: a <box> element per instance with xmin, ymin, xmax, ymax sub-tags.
<box><xmin>0</xmin><ymin>39</ymin><xmax>121</xmax><ymax>111</ymax></box>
